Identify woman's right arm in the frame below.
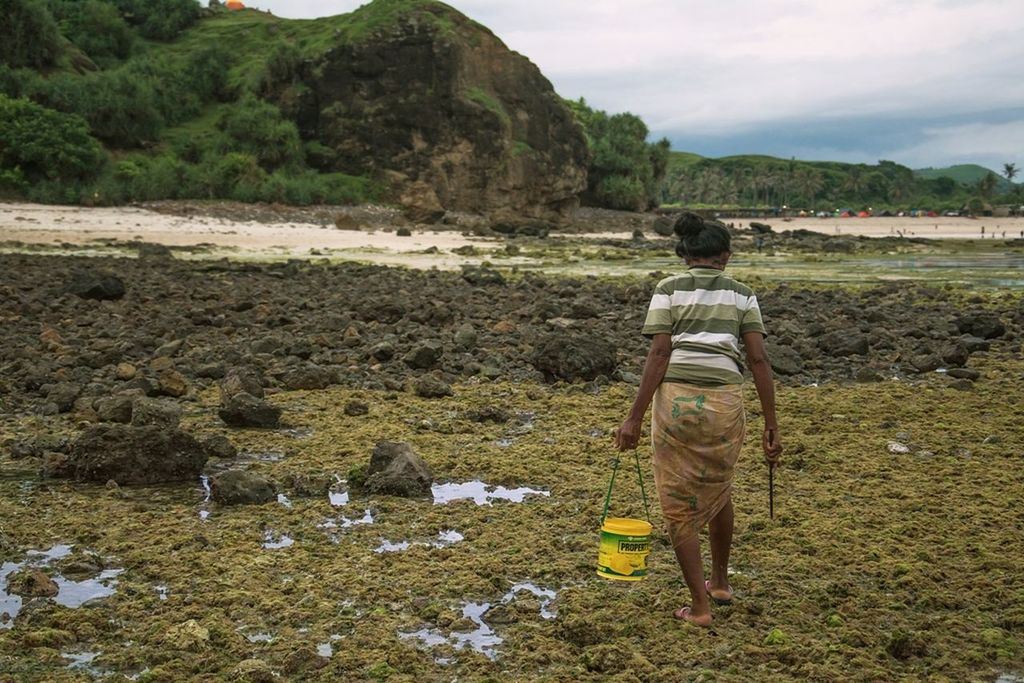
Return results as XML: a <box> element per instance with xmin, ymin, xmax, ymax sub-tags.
<box><xmin>742</xmin><ymin>331</ymin><xmax>783</xmax><ymax>465</ymax></box>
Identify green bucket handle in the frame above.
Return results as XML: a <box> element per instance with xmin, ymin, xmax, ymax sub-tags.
<box><xmin>600</xmin><ymin>451</ymin><xmax>652</xmax><ymax>525</ymax></box>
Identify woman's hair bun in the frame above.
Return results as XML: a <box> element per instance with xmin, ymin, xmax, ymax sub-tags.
<box><xmin>673</xmin><ymin>212</ymin><xmax>704</xmax><ymax>238</ymax></box>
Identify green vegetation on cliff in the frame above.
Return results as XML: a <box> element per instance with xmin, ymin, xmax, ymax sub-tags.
<box><xmin>565</xmin><ymin>98</ymin><xmax>670</xmax><ymax>212</ymax></box>
<box><xmin>660</xmin><ymin>153</ymin><xmax>1022</xmax><ymax>213</ymax></box>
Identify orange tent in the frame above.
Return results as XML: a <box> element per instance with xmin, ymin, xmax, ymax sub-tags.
<box><xmin>226</xmin><ymin>0</ymin><xmax>245</xmax><ymax>9</ymax></box>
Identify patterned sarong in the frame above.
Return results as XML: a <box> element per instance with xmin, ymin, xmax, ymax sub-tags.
<box><xmin>651</xmin><ymin>381</ymin><xmax>746</xmax><ymax>547</ymax></box>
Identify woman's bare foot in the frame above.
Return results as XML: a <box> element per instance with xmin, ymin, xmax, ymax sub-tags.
<box><xmin>705</xmin><ymin>579</ymin><xmax>734</xmax><ymax>605</ymax></box>
<box><xmin>673</xmin><ymin>606</ymin><xmax>712</xmax><ymax>627</ymax></box>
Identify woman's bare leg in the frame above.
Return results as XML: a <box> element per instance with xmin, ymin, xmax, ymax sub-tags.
<box><xmin>707</xmin><ymin>496</ymin><xmax>734</xmax><ymax>598</ymax></box>
<box><xmin>672</xmin><ymin>534</ymin><xmax>712</xmax><ymax>625</ymax></box>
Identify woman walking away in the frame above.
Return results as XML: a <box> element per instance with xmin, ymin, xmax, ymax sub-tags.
<box><xmin>614</xmin><ymin>212</ymin><xmax>782</xmax><ymax>627</ymax></box>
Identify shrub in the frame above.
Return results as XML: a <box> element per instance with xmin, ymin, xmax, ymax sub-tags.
<box><xmin>218</xmin><ymin>96</ymin><xmax>304</xmax><ymax>170</ymax></box>
<box><xmin>112</xmin><ymin>0</ymin><xmax>199</xmax><ymax>41</ymax></box>
<box><xmin>0</xmin><ymin>94</ymin><xmax>105</xmax><ymax>183</ymax></box>
<box><xmin>50</xmin><ymin>0</ymin><xmax>134</xmax><ymax>65</ymax></box>
<box><xmin>0</xmin><ymin>0</ymin><xmax>62</xmax><ymax>68</ymax></box>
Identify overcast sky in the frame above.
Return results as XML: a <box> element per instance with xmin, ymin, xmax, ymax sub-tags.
<box><xmin>231</xmin><ymin>0</ymin><xmax>1023</xmax><ymax>171</ymax></box>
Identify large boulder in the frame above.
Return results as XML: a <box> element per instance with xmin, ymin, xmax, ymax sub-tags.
<box><xmin>264</xmin><ymin>1</ymin><xmax>588</xmax><ymax>223</ymax></box>
<box><xmin>210</xmin><ymin>469</ymin><xmax>276</xmax><ymax>506</ymax></box>
<box><xmin>532</xmin><ymin>331</ymin><xmax>617</xmax><ymax>382</ymax></box>
<box><xmin>363</xmin><ymin>441</ymin><xmax>433</xmax><ymax>498</ymax></box>
<box><xmin>47</xmin><ymin>424</ymin><xmax>207</xmax><ymax>485</ymax></box>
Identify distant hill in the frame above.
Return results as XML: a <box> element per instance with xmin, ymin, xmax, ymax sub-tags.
<box><xmin>914</xmin><ymin>164</ymin><xmax>1014</xmax><ymax>191</ymax></box>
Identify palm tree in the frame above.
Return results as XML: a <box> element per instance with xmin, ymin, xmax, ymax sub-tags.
<box><xmin>977</xmin><ymin>172</ymin><xmax>998</xmax><ymax>199</ymax></box>
<box><xmin>1004</xmin><ymin>162</ymin><xmax>1019</xmax><ymax>185</ymax></box>
<box><xmin>794</xmin><ymin>168</ymin><xmax>824</xmax><ymax>207</ymax></box>
<box><xmin>841</xmin><ymin>167</ymin><xmax>868</xmax><ymax>199</ymax></box>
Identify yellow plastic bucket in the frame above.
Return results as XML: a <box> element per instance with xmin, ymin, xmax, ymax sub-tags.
<box><xmin>596</xmin><ymin>517</ymin><xmax>652</xmax><ymax>581</ymax></box>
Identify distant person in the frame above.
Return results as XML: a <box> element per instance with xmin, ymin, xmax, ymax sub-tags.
<box><xmin>614</xmin><ymin>212</ymin><xmax>782</xmax><ymax>627</ymax></box>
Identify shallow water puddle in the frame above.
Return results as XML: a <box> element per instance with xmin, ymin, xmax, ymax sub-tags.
<box><xmin>373</xmin><ymin>530</ymin><xmax>464</xmax><ymax>554</ymax></box>
<box><xmin>431</xmin><ymin>481</ymin><xmax>550</xmax><ymax>506</ymax></box>
<box><xmin>198</xmin><ymin>475</ymin><xmax>212</xmax><ymax>520</ymax></box>
<box><xmin>261</xmin><ymin>531</ymin><xmax>295</xmax><ymax>550</ymax></box>
<box><xmin>63</xmin><ymin>650</ymin><xmax>103</xmax><ymax>674</ymax></box>
<box><xmin>1</xmin><ymin>545</ymin><xmax>122</xmax><ymax>629</ymax></box>
<box><xmin>399</xmin><ymin>582</ymin><xmax>558</xmax><ymax>660</ymax></box>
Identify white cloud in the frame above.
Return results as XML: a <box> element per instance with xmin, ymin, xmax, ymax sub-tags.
<box><xmin>229</xmin><ymin>1</ymin><xmax>1024</xmax><ymax>165</ymax></box>
<box><xmin>881</xmin><ymin>120</ymin><xmax>1024</xmax><ymax>169</ymax></box>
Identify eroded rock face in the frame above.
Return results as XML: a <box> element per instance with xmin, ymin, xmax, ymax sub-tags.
<box><xmin>48</xmin><ymin>424</ymin><xmax>207</xmax><ymax>485</ymax></box>
<box><xmin>270</xmin><ymin>0</ymin><xmax>588</xmax><ymax>224</ymax></box>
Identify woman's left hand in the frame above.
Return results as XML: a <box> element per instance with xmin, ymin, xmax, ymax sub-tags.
<box><xmin>614</xmin><ymin>417</ymin><xmax>642</xmax><ymax>451</ymax></box>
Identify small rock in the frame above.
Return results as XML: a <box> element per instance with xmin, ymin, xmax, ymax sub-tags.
<box><xmin>66</xmin><ymin>271</ymin><xmax>125</xmax><ymax>300</ymax></box>
<box><xmin>887</xmin><ymin>441</ymin><xmax>910</xmax><ymax>454</ymax></box>
<box><xmin>203</xmin><ymin>434</ymin><xmax>238</xmax><ymax>459</ymax></box>
<box><xmin>369</xmin><ymin>342</ymin><xmax>395</xmax><ymax>362</ymax></box>
<box><xmin>220</xmin><ymin>367</ymin><xmax>264</xmax><ymax>403</ymax></box>
<box><xmin>532</xmin><ymin>331</ymin><xmax>616</xmax><ymax>382</ymax></box>
<box><xmin>232</xmin><ymin>658</ymin><xmax>276</xmax><ymax>683</ymax></box>
<box><xmin>454</xmin><ymin>323</ymin><xmax>478</xmax><ymax>350</ymax></box>
<box><xmin>154</xmin><ymin>339</ymin><xmax>184</xmax><ymax>358</ymax></box>
<box><xmin>131</xmin><ymin>397</ymin><xmax>182</xmax><ymax>429</ymax></box>
<box><xmin>158</xmin><ymin>369</ymin><xmax>189</xmax><ymax>397</ymax></box>
<box><xmin>403</xmin><ymin>340</ymin><xmax>443</xmax><ymax>369</ymax></box>
<box><xmin>95</xmin><ymin>395</ymin><xmax>133</xmax><ymax>423</ymax></box>
<box><xmin>855</xmin><ymin>367</ymin><xmax>884</xmax><ymax>383</ymax></box>
<box><xmin>413</xmin><ymin>375</ymin><xmax>453</xmax><ymax>398</ymax></box>
<box><xmin>47</xmin><ymin>382</ymin><xmax>81</xmax><ymax>413</ymax></box>
<box><xmin>910</xmin><ymin>354</ymin><xmax>942</xmax><ymax>373</ymax></box>
<box><xmin>115</xmin><ymin>363</ymin><xmax>137</xmax><ymax>381</ymax></box>
<box><xmin>210</xmin><ymin>469</ymin><xmax>276</xmax><ymax>505</ymax></box>
<box><xmin>164</xmin><ymin>619</ymin><xmax>210</xmax><ymax>652</ymax></box>
<box><xmin>946</xmin><ymin>367</ymin><xmax>980</xmax><ymax>380</ymax></box>
<box><xmin>461</xmin><ymin>265</ymin><xmax>505</xmax><ymax>286</ymax></box>
<box><xmin>819</xmin><ymin>330</ymin><xmax>869</xmax><ymax>357</ymax></box>
<box><xmin>219</xmin><ymin>393</ymin><xmax>282</xmax><ymax>429</ymax></box>
<box><xmin>344</xmin><ymin>400</ymin><xmax>369</xmax><ymax>416</ymax></box>
<box><xmin>363</xmin><ymin>441</ymin><xmax>433</xmax><ymax>498</ymax></box>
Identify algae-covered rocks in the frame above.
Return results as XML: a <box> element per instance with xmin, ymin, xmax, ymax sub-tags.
<box><xmin>363</xmin><ymin>441</ymin><xmax>434</xmax><ymax>498</ymax></box>
<box><xmin>163</xmin><ymin>619</ymin><xmax>210</xmax><ymax>652</ymax></box>
<box><xmin>532</xmin><ymin>330</ymin><xmax>617</xmax><ymax>382</ymax></box>
<box><xmin>48</xmin><ymin>425</ymin><xmax>208</xmax><ymax>485</ymax></box>
<box><xmin>209</xmin><ymin>469</ymin><xmax>276</xmax><ymax>506</ymax></box>
<box><xmin>5</xmin><ymin>567</ymin><xmax>58</xmax><ymax>598</ymax></box>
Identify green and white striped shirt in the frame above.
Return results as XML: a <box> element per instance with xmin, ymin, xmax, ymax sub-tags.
<box><xmin>642</xmin><ymin>267</ymin><xmax>766</xmax><ymax>386</ymax></box>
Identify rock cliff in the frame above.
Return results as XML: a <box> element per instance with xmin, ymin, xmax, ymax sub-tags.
<box><xmin>269</xmin><ymin>0</ymin><xmax>589</xmax><ymax>224</ymax></box>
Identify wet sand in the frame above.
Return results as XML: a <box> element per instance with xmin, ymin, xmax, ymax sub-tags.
<box><xmin>731</xmin><ymin>215</ymin><xmax>1024</xmax><ymax>240</ymax></box>
<box><xmin>0</xmin><ymin>203</ymin><xmax>494</xmax><ymax>266</ymax></box>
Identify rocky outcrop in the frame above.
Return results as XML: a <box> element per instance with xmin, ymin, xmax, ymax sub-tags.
<box><xmin>269</xmin><ymin>0</ymin><xmax>588</xmax><ymax>224</ymax></box>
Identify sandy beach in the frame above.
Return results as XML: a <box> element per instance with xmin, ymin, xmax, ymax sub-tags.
<box><xmin>3</xmin><ymin>204</ymin><xmax>1023</xmax><ymax>269</ymax></box>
